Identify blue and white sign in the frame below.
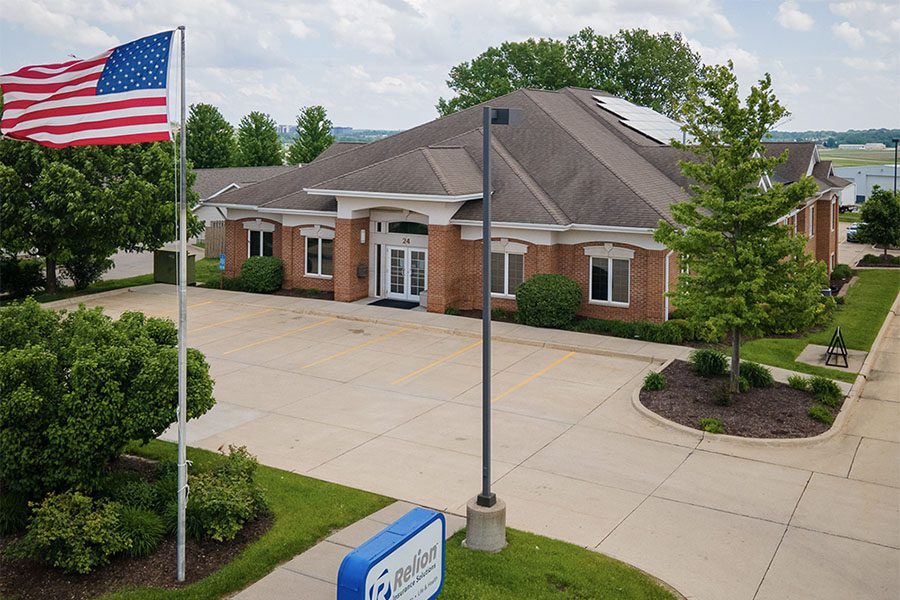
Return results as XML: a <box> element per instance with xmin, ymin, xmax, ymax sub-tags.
<box><xmin>337</xmin><ymin>508</ymin><xmax>445</xmax><ymax>600</ymax></box>
<box><xmin>218</xmin><ymin>253</ymin><xmax>226</xmax><ymax>271</ymax></box>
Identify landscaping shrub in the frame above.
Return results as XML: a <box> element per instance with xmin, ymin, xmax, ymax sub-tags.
<box><xmin>491</xmin><ymin>307</ymin><xmax>518</xmax><ymax>322</ymax></box>
<box><xmin>0</xmin><ymin>300</ymin><xmax>215</xmax><ymax>499</ymax></box>
<box><xmin>61</xmin><ymin>255</ymin><xmax>113</xmax><ymax>290</ymax></box>
<box><xmin>0</xmin><ymin>257</ymin><xmax>45</xmax><ymax>297</ymax></box>
<box><xmin>108</xmin><ymin>479</ymin><xmax>157</xmax><ymax>511</ymax></box>
<box><xmin>809</xmin><ymin>376</ymin><xmax>843</xmax><ymax>407</ymax></box>
<box><xmin>515</xmin><ymin>274</ymin><xmax>582</xmax><ymax>328</ymax></box>
<box><xmin>714</xmin><ymin>383</ymin><xmax>732</xmax><ymax>406</ymax></box>
<box><xmin>18</xmin><ymin>491</ymin><xmax>129</xmax><ymax>574</ymax></box>
<box><xmin>0</xmin><ymin>492</ymin><xmax>30</xmax><ymax>534</ymax></box>
<box><xmin>117</xmin><ymin>506</ymin><xmax>164</xmax><ymax>557</ymax></box>
<box><xmin>571</xmin><ymin>317</ymin><xmax>705</xmax><ymax>344</ymax></box>
<box><xmin>738</xmin><ymin>376</ymin><xmax>751</xmax><ymax>393</ymax></box>
<box><xmin>690</xmin><ymin>349</ymin><xmax>728</xmax><ymax>377</ymax></box>
<box><xmin>787</xmin><ymin>375</ymin><xmax>810</xmax><ymax>391</ymax></box>
<box><xmin>698</xmin><ymin>418</ymin><xmax>724</xmax><ymax>434</ymax></box>
<box><xmin>654</xmin><ymin>319</ymin><xmax>692</xmax><ymax>344</ymax></box>
<box><xmin>238</xmin><ymin>256</ymin><xmax>283</xmax><ymax>293</ymax></box>
<box><xmin>220</xmin><ymin>276</ymin><xmax>245</xmax><ymax>291</ymax></box>
<box><xmin>642</xmin><ymin>371</ymin><xmax>666</xmax><ymax>391</ymax></box>
<box><xmin>808</xmin><ymin>404</ymin><xmax>834</xmax><ymax>425</ymax></box>
<box><xmin>831</xmin><ymin>264</ymin><xmax>853</xmax><ymax>280</ymax></box>
<box><xmin>739</xmin><ymin>361</ymin><xmax>774</xmax><ymax>388</ymax></box>
<box><xmin>444</xmin><ymin>306</ymin><xmax>461</xmax><ymax>316</ymax></box>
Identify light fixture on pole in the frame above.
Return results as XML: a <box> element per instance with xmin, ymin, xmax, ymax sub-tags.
<box><xmin>464</xmin><ymin>105</ymin><xmax>522</xmax><ymax>553</ymax></box>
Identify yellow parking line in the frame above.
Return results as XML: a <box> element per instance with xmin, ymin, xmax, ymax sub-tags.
<box><xmin>302</xmin><ymin>327</ymin><xmax>410</xmax><ymax>369</ymax></box>
<box><xmin>392</xmin><ymin>340</ymin><xmax>482</xmax><ymax>384</ymax></box>
<box><xmin>222</xmin><ymin>317</ymin><xmax>337</xmax><ymax>356</ymax></box>
<box><xmin>492</xmin><ymin>351</ymin><xmax>576</xmax><ymax>403</ymax></box>
<box><xmin>189</xmin><ymin>308</ymin><xmax>273</xmax><ymax>333</ymax></box>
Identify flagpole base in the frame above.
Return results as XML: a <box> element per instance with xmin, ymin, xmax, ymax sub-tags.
<box><xmin>463</xmin><ymin>496</ymin><xmax>506</xmax><ymax>553</ymax></box>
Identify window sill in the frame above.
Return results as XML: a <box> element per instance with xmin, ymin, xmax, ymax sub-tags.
<box><xmin>491</xmin><ymin>293</ymin><xmax>516</xmax><ymax>300</ymax></box>
<box><xmin>589</xmin><ymin>300</ymin><xmax>630</xmax><ymax>308</ymax></box>
<box><xmin>304</xmin><ymin>273</ymin><xmax>333</xmax><ymax>280</ymax></box>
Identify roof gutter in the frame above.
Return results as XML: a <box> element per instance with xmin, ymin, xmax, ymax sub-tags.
<box><xmin>450</xmin><ymin>219</ymin><xmax>656</xmax><ymax>234</ymax></box>
<box><xmin>303</xmin><ymin>188</ymin><xmax>483</xmax><ymax>202</ymax></box>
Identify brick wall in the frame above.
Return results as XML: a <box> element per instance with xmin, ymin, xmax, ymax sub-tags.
<box><xmin>282</xmin><ymin>225</ymin><xmax>335</xmax><ymax>292</ymax></box>
<box><xmin>224</xmin><ymin>218</ymin><xmax>281</xmax><ymax>278</ymax></box>
<box><xmin>815</xmin><ymin>195</ymin><xmax>838</xmax><ymax>271</ymax></box>
<box><xmin>333</xmin><ymin>217</ymin><xmax>370</xmax><ymax>302</ymax></box>
<box><xmin>426</xmin><ymin>224</ymin><xmax>467</xmax><ymax>312</ymax></box>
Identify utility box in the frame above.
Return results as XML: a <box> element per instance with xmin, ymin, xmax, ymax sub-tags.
<box><xmin>153</xmin><ymin>250</ymin><xmax>196</xmax><ymax>285</ymax></box>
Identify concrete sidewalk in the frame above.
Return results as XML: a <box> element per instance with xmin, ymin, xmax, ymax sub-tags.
<box><xmin>47</xmin><ymin>284</ymin><xmax>899</xmax><ymax>600</ymax></box>
<box><xmin>232</xmin><ymin>502</ymin><xmax>465</xmax><ymax>599</ymax></box>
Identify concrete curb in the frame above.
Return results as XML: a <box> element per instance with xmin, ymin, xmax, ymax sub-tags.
<box><xmin>628</xmin><ymin>287</ymin><xmax>898</xmax><ymax>451</ymax></box>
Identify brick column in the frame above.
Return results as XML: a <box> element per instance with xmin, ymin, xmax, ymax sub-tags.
<box><xmin>224</xmin><ymin>220</ymin><xmax>246</xmax><ymax>278</ymax></box>
<box><xmin>426</xmin><ymin>224</ymin><xmax>467</xmax><ymax>312</ymax></box>
<box><xmin>333</xmin><ymin>217</ymin><xmax>370</xmax><ymax>302</ymax></box>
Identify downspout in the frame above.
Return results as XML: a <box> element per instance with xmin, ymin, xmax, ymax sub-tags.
<box><xmin>664</xmin><ymin>250</ymin><xmax>673</xmax><ymax>321</ymax></box>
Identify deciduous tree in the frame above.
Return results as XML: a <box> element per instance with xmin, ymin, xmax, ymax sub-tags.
<box><xmin>287</xmin><ymin>105</ymin><xmax>335</xmax><ymax>165</ymax></box>
<box><xmin>186</xmin><ymin>103</ymin><xmax>237</xmax><ymax>168</ymax></box>
<box><xmin>236</xmin><ymin>111</ymin><xmax>283</xmax><ymax>166</ymax></box>
<box><xmin>859</xmin><ymin>186</ymin><xmax>900</xmax><ymax>259</ymax></box>
<box><xmin>655</xmin><ymin>63</ymin><xmax>826</xmax><ymax>395</ymax></box>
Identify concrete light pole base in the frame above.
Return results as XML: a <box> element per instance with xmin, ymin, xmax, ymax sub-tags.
<box><xmin>462</xmin><ymin>496</ymin><xmax>507</xmax><ymax>552</ymax></box>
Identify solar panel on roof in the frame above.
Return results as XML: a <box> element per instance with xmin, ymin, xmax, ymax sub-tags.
<box><xmin>593</xmin><ymin>95</ymin><xmax>688</xmax><ymax>145</ymax></box>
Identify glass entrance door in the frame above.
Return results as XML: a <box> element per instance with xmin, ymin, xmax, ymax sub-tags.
<box><xmin>386</xmin><ymin>246</ymin><xmax>427</xmax><ymax>301</ymax></box>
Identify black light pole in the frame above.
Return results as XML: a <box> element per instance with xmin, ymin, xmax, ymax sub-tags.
<box><xmin>476</xmin><ymin>106</ymin><xmax>522</xmax><ymax>510</ymax></box>
<box><xmin>892</xmin><ymin>138</ymin><xmax>898</xmax><ymax>196</ymax></box>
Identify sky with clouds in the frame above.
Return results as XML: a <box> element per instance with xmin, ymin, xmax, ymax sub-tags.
<box><xmin>1</xmin><ymin>0</ymin><xmax>897</xmax><ymax>132</ymax></box>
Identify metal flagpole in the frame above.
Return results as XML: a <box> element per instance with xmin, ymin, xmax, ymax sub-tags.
<box><xmin>176</xmin><ymin>24</ymin><xmax>188</xmax><ymax>583</ymax></box>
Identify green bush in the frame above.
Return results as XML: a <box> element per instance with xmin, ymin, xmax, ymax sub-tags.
<box><xmin>0</xmin><ymin>257</ymin><xmax>45</xmax><ymax>297</ymax></box>
<box><xmin>738</xmin><ymin>376</ymin><xmax>751</xmax><ymax>393</ymax></box>
<box><xmin>698</xmin><ymin>418</ymin><xmax>724</xmax><ymax>434</ymax></box>
<box><xmin>491</xmin><ymin>307</ymin><xmax>518</xmax><ymax>322</ymax></box>
<box><xmin>0</xmin><ymin>300</ymin><xmax>215</xmax><ymax>499</ymax></box>
<box><xmin>739</xmin><ymin>361</ymin><xmax>774</xmax><ymax>388</ymax></box>
<box><xmin>654</xmin><ymin>319</ymin><xmax>692</xmax><ymax>344</ymax></box>
<box><xmin>831</xmin><ymin>264</ymin><xmax>853</xmax><ymax>280</ymax></box>
<box><xmin>117</xmin><ymin>506</ymin><xmax>164</xmax><ymax>557</ymax></box>
<box><xmin>239</xmin><ymin>256</ymin><xmax>283</xmax><ymax>293</ymax></box>
<box><xmin>18</xmin><ymin>491</ymin><xmax>129</xmax><ymax>574</ymax></box>
<box><xmin>787</xmin><ymin>375</ymin><xmax>810</xmax><ymax>391</ymax></box>
<box><xmin>108</xmin><ymin>478</ymin><xmax>157</xmax><ymax>511</ymax></box>
<box><xmin>515</xmin><ymin>274</ymin><xmax>582</xmax><ymax>328</ymax></box>
<box><xmin>809</xmin><ymin>376</ymin><xmax>843</xmax><ymax>407</ymax></box>
<box><xmin>444</xmin><ymin>306</ymin><xmax>461</xmax><ymax>316</ymax></box>
<box><xmin>61</xmin><ymin>255</ymin><xmax>113</xmax><ymax>290</ymax></box>
<box><xmin>0</xmin><ymin>492</ymin><xmax>30</xmax><ymax>534</ymax></box>
<box><xmin>642</xmin><ymin>371</ymin><xmax>666</xmax><ymax>391</ymax></box>
<box><xmin>714</xmin><ymin>383</ymin><xmax>732</xmax><ymax>406</ymax></box>
<box><xmin>690</xmin><ymin>349</ymin><xmax>728</xmax><ymax>377</ymax></box>
<box><xmin>808</xmin><ymin>404</ymin><xmax>834</xmax><ymax>425</ymax></box>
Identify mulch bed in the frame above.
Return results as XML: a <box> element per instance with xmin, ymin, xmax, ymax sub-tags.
<box><xmin>856</xmin><ymin>257</ymin><xmax>900</xmax><ymax>268</ymax></box>
<box><xmin>640</xmin><ymin>360</ymin><xmax>841</xmax><ymax>438</ymax></box>
<box><xmin>275</xmin><ymin>288</ymin><xmax>335</xmax><ymax>300</ymax></box>
<box><xmin>0</xmin><ymin>515</ymin><xmax>271</xmax><ymax>600</ymax></box>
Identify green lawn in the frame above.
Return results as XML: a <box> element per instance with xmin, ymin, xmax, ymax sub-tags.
<box><xmin>442</xmin><ymin>529</ymin><xmax>674</xmax><ymax>599</ymax></box>
<box><xmin>839</xmin><ymin>212</ymin><xmax>861</xmax><ymax>223</ymax></box>
<box><xmin>91</xmin><ymin>440</ymin><xmax>676</xmax><ymax>600</ymax></box>
<box><xmin>194</xmin><ymin>257</ymin><xmax>222</xmax><ymax>287</ymax></box>
<box><xmin>99</xmin><ymin>440</ymin><xmax>392</xmax><ymax>600</ymax></box>
<box><xmin>819</xmin><ymin>148</ymin><xmax>895</xmax><ymax>167</ymax></box>
<box><xmin>742</xmin><ymin>269</ymin><xmax>900</xmax><ymax>382</ymax></box>
<box><xmin>30</xmin><ymin>274</ymin><xmax>155</xmax><ymax>303</ymax></box>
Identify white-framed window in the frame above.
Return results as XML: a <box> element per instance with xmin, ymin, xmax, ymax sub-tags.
<box><xmin>305</xmin><ymin>237</ymin><xmax>333</xmax><ymax>277</ymax></box>
<box><xmin>831</xmin><ymin>199</ymin><xmax>836</xmax><ymax>231</ymax></box>
<box><xmin>490</xmin><ymin>252</ymin><xmax>524</xmax><ymax>297</ymax></box>
<box><xmin>807</xmin><ymin>205</ymin><xmax>814</xmax><ymax>237</ymax></box>
<box><xmin>248</xmin><ymin>230</ymin><xmax>273</xmax><ymax>257</ymax></box>
<box><xmin>830</xmin><ymin>253</ymin><xmax>835</xmax><ymax>271</ymax></box>
<box><xmin>585</xmin><ymin>245</ymin><xmax>633</xmax><ymax>307</ymax></box>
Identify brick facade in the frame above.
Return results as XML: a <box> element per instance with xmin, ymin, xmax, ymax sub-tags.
<box><xmin>223</xmin><ymin>218</ymin><xmax>282</xmax><ymax>278</ymax></box>
<box><xmin>332</xmin><ymin>217</ymin><xmax>370</xmax><ymax>302</ymax></box>
<box><xmin>426</xmin><ymin>224</ymin><xmax>467</xmax><ymax>312</ymax></box>
<box><xmin>283</xmin><ymin>225</ymin><xmax>335</xmax><ymax>292</ymax></box>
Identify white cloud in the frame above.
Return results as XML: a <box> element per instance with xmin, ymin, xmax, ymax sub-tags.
<box><xmin>0</xmin><ymin>0</ymin><xmax>119</xmax><ymax>50</ymax></box>
<box><xmin>832</xmin><ymin>21</ymin><xmax>865</xmax><ymax>48</ymax></box>
<box><xmin>829</xmin><ymin>2</ymin><xmax>899</xmax><ymax>46</ymax></box>
<box><xmin>776</xmin><ymin>1</ymin><xmax>814</xmax><ymax>31</ymax></box>
<box><xmin>688</xmin><ymin>38</ymin><xmax>760</xmax><ymax>73</ymax></box>
<box><xmin>841</xmin><ymin>56</ymin><xmax>897</xmax><ymax>71</ymax></box>
<box><xmin>368</xmin><ymin>74</ymin><xmax>432</xmax><ymax>96</ymax></box>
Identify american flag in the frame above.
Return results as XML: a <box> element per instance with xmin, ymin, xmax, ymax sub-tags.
<box><xmin>0</xmin><ymin>31</ymin><xmax>174</xmax><ymax>148</ymax></box>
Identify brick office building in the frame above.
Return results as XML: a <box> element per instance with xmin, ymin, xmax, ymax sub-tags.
<box><xmin>209</xmin><ymin>88</ymin><xmax>846</xmax><ymax>323</ymax></box>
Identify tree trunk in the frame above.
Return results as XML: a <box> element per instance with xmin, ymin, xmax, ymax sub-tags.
<box><xmin>45</xmin><ymin>257</ymin><xmax>58</xmax><ymax>294</ymax></box>
<box><xmin>730</xmin><ymin>327</ymin><xmax>741</xmax><ymax>394</ymax></box>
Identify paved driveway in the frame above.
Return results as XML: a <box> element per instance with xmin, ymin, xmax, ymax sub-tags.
<box><xmin>54</xmin><ymin>285</ymin><xmax>899</xmax><ymax>600</ymax></box>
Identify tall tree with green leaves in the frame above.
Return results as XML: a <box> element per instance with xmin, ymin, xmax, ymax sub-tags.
<box><xmin>654</xmin><ymin>63</ymin><xmax>826</xmax><ymax>395</ymax></box>
<box><xmin>236</xmin><ymin>111</ymin><xmax>283</xmax><ymax>166</ymax></box>
<box><xmin>0</xmin><ymin>138</ymin><xmax>202</xmax><ymax>292</ymax></box>
<box><xmin>859</xmin><ymin>186</ymin><xmax>900</xmax><ymax>260</ymax></box>
<box><xmin>436</xmin><ymin>28</ymin><xmax>702</xmax><ymax>118</ymax></box>
<box><xmin>287</xmin><ymin>105</ymin><xmax>336</xmax><ymax>165</ymax></box>
<box><xmin>186</xmin><ymin>103</ymin><xmax>237</xmax><ymax>168</ymax></box>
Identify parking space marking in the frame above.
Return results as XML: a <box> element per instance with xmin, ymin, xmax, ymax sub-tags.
<box><xmin>222</xmin><ymin>317</ymin><xmax>337</xmax><ymax>356</ymax></box>
<box><xmin>189</xmin><ymin>308</ymin><xmax>274</xmax><ymax>333</ymax></box>
<box><xmin>391</xmin><ymin>340</ymin><xmax>482</xmax><ymax>384</ymax></box>
<box><xmin>492</xmin><ymin>351</ymin><xmax>576</xmax><ymax>403</ymax></box>
<box><xmin>301</xmin><ymin>327</ymin><xmax>411</xmax><ymax>369</ymax></box>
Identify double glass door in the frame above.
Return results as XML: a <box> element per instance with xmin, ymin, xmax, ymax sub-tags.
<box><xmin>387</xmin><ymin>247</ymin><xmax>427</xmax><ymax>301</ymax></box>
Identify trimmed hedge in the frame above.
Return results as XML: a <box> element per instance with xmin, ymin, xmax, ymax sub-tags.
<box><xmin>572</xmin><ymin>317</ymin><xmax>706</xmax><ymax>345</ymax></box>
<box><xmin>239</xmin><ymin>256</ymin><xmax>283</xmax><ymax>293</ymax></box>
<box><xmin>515</xmin><ymin>274</ymin><xmax>582</xmax><ymax>328</ymax></box>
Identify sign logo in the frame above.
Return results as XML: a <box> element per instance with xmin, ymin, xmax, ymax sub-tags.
<box><xmin>338</xmin><ymin>508</ymin><xmax>445</xmax><ymax>600</ymax></box>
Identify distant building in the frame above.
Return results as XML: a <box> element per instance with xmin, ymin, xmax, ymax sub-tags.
<box><xmin>834</xmin><ymin>164</ymin><xmax>898</xmax><ymax>202</ymax></box>
<box><xmin>838</xmin><ymin>144</ymin><xmax>866</xmax><ymax>150</ymax></box>
<box><xmin>332</xmin><ymin>126</ymin><xmax>353</xmax><ymax>134</ymax></box>
<box><xmin>865</xmin><ymin>143</ymin><xmax>886</xmax><ymax>150</ymax></box>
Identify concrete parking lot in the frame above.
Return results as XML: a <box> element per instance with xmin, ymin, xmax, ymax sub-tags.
<box><xmin>53</xmin><ymin>284</ymin><xmax>899</xmax><ymax>600</ymax></box>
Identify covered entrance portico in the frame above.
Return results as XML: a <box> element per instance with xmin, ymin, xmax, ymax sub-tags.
<box><xmin>368</xmin><ymin>210</ymin><xmax>431</xmax><ymax>303</ymax></box>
